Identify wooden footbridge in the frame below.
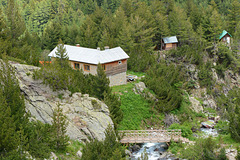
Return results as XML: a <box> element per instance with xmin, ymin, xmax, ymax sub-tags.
<box><xmin>119</xmin><ymin>129</ymin><xmax>192</xmax><ymax>144</ymax></box>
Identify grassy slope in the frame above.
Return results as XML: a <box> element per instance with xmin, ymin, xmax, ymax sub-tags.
<box><xmin>112</xmin><ymin>74</ymin><xmax>164</xmax><ymax>130</ymax></box>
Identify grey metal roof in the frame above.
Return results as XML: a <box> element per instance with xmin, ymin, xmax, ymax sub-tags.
<box><xmin>162</xmin><ymin>36</ymin><xmax>178</xmax><ymax>44</ymax></box>
<box><xmin>48</xmin><ymin>45</ymin><xmax>129</xmax><ymax>65</ymax></box>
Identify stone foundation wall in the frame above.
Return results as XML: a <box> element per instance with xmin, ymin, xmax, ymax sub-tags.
<box><xmin>108</xmin><ymin>72</ymin><xmax>126</xmax><ymax>86</ymax></box>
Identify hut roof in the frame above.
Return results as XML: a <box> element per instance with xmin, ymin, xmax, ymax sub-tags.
<box><xmin>162</xmin><ymin>36</ymin><xmax>178</xmax><ymax>44</ymax></box>
<box><xmin>219</xmin><ymin>30</ymin><xmax>232</xmax><ymax>40</ymax></box>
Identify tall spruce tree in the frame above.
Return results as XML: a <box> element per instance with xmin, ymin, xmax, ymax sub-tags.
<box><xmin>42</xmin><ymin>21</ymin><xmax>62</xmax><ymax>50</ymax></box>
<box><xmin>0</xmin><ymin>92</ymin><xmax>19</xmax><ymax>156</ymax></box>
<box><xmin>5</xmin><ymin>0</ymin><xmax>26</xmax><ymax>48</ymax></box>
<box><xmin>228</xmin><ymin>0</ymin><xmax>240</xmax><ymax>35</ymax></box>
<box><xmin>209</xmin><ymin>9</ymin><xmax>223</xmax><ymax>53</ymax></box>
<box><xmin>0</xmin><ymin>59</ymin><xmax>28</xmax><ymax>128</ymax></box>
<box><xmin>0</xmin><ymin>59</ymin><xmax>28</xmax><ymax>159</ymax></box>
<box><xmin>0</xmin><ymin>8</ymin><xmax>9</xmax><ymax>56</ymax></box>
<box><xmin>51</xmin><ymin>103</ymin><xmax>69</xmax><ymax>151</ymax></box>
<box><xmin>79</xmin><ymin>16</ymin><xmax>99</xmax><ymax>48</ymax></box>
<box><xmin>94</xmin><ymin>63</ymin><xmax>110</xmax><ymax>100</ymax></box>
<box><xmin>55</xmin><ymin>39</ymin><xmax>69</xmax><ymax>68</ymax></box>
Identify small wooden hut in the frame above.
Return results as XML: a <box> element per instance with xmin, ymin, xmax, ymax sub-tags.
<box><xmin>219</xmin><ymin>30</ymin><xmax>232</xmax><ymax>45</ymax></box>
<box><xmin>162</xmin><ymin>36</ymin><xmax>178</xmax><ymax>50</ymax></box>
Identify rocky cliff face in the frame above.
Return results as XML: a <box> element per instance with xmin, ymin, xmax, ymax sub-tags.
<box><xmin>11</xmin><ymin>62</ymin><xmax>114</xmax><ymax>142</ymax></box>
<box><xmin>185</xmin><ymin>63</ymin><xmax>240</xmax><ymax>112</ymax></box>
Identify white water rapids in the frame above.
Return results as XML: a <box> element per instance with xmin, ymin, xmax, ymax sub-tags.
<box><xmin>131</xmin><ymin>143</ymin><xmax>167</xmax><ymax>160</ymax></box>
<box><xmin>130</xmin><ymin>128</ymin><xmax>219</xmax><ymax>160</ymax></box>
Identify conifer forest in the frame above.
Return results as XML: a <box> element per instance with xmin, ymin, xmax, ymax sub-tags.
<box><xmin>0</xmin><ymin>0</ymin><xmax>240</xmax><ymax>159</ymax></box>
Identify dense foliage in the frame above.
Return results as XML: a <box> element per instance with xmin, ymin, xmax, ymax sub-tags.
<box><xmin>81</xmin><ymin>126</ymin><xmax>125</xmax><ymax>160</ymax></box>
<box><xmin>181</xmin><ymin>137</ymin><xmax>227</xmax><ymax>160</ymax></box>
<box><xmin>0</xmin><ymin>0</ymin><xmax>239</xmax><ymax>70</ymax></box>
<box><xmin>217</xmin><ymin>88</ymin><xmax>240</xmax><ymax>142</ymax></box>
<box><xmin>0</xmin><ymin>0</ymin><xmax>240</xmax><ymax>158</ymax></box>
<box><xmin>144</xmin><ymin>63</ymin><xmax>185</xmax><ymax>113</ymax></box>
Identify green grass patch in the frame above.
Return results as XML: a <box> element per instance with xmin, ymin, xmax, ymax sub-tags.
<box><xmin>112</xmin><ymin>82</ymin><xmax>160</xmax><ymax>130</ymax></box>
<box><xmin>111</xmin><ymin>82</ymin><xmax>134</xmax><ymax>93</ymax></box>
<box><xmin>127</xmin><ymin>70</ymin><xmax>145</xmax><ymax>77</ymax></box>
<box><xmin>204</xmin><ymin>107</ymin><xmax>216</xmax><ymax>114</ymax></box>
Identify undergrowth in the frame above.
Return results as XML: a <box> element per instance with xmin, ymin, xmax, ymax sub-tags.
<box><xmin>55</xmin><ymin>140</ymin><xmax>84</xmax><ymax>159</ymax></box>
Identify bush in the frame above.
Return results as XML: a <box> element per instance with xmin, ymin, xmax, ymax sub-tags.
<box><xmin>215</xmin><ymin>120</ymin><xmax>229</xmax><ymax>135</ymax></box>
<box><xmin>169</xmin><ymin>141</ymin><xmax>183</xmax><ymax>155</ymax></box>
<box><xmin>198</xmin><ymin>61</ymin><xmax>213</xmax><ymax>89</ymax></box>
<box><xmin>81</xmin><ymin>126</ymin><xmax>125</xmax><ymax>160</ymax></box>
<box><xmin>181</xmin><ymin>137</ymin><xmax>218</xmax><ymax>160</ymax></box>
<box><xmin>144</xmin><ymin>63</ymin><xmax>184</xmax><ymax>113</ymax></box>
<box><xmin>91</xmin><ymin>99</ymin><xmax>101</xmax><ymax>110</ymax></box>
<box><xmin>169</xmin><ymin>123</ymin><xmax>192</xmax><ymax>138</ymax></box>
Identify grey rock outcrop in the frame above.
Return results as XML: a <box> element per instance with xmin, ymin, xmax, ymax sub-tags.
<box><xmin>133</xmin><ymin>82</ymin><xmax>157</xmax><ymax>101</ymax></box>
<box><xmin>163</xmin><ymin>114</ymin><xmax>180</xmax><ymax>127</ymax></box>
<box><xmin>186</xmin><ymin>64</ymin><xmax>198</xmax><ymax>81</ymax></box>
<box><xmin>203</xmin><ymin>98</ymin><xmax>217</xmax><ymax>109</ymax></box>
<box><xmin>76</xmin><ymin>150</ymin><xmax>82</xmax><ymax>158</ymax></box>
<box><xmin>189</xmin><ymin>97</ymin><xmax>203</xmax><ymax>113</ymax></box>
<box><xmin>49</xmin><ymin>152</ymin><xmax>58</xmax><ymax>160</ymax></box>
<box><xmin>134</xmin><ymin>82</ymin><xmax>146</xmax><ymax>94</ymax></box>
<box><xmin>11</xmin><ymin>63</ymin><xmax>113</xmax><ymax>142</ymax></box>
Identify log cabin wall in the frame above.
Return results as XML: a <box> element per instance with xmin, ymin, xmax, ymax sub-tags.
<box><xmin>164</xmin><ymin>43</ymin><xmax>177</xmax><ymax>50</ymax></box>
<box><xmin>105</xmin><ymin>59</ymin><xmax>127</xmax><ymax>76</ymax></box>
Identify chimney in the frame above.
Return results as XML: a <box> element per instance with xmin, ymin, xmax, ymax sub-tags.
<box><xmin>97</xmin><ymin>47</ymin><xmax>101</xmax><ymax>51</ymax></box>
<box><xmin>104</xmin><ymin>46</ymin><xmax>109</xmax><ymax>50</ymax></box>
<box><xmin>76</xmin><ymin>44</ymin><xmax>80</xmax><ymax>47</ymax></box>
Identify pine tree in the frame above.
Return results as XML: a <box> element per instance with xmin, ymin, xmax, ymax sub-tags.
<box><xmin>228</xmin><ymin>0</ymin><xmax>240</xmax><ymax>35</ymax></box>
<box><xmin>55</xmin><ymin>39</ymin><xmax>69</xmax><ymax>68</ymax></box>
<box><xmin>217</xmin><ymin>148</ymin><xmax>227</xmax><ymax>160</ymax></box>
<box><xmin>0</xmin><ymin>59</ymin><xmax>28</xmax><ymax>128</ymax></box>
<box><xmin>30</xmin><ymin>0</ymin><xmax>51</xmax><ymax>34</ymax></box>
<box><xmin>81</xmin><ymin>125</ymin><xmax>125</xmax><ymax>160</ymax></box>
<box><xmin>153</xmin><ymin>12</ymin><xmax>169</xmax><ymax>50</ymax></box>
<box><xmin>5</xmin><ymin>0</ymin><xmax>26</xmax><ymax>47</ymax></box>
<box><xmin>94</xmin><ymin>63</ymin><xmax>110</xmax><ymax>100</ymax></box>
<box><xmin>51</xmin><ymin>103</ymin><xmax>69</xmax><ymax>151</ymax></box>
<box><xmin>0</xmin><ymin>8</ymin><xmax>9</xmax><ymax>56</ymax></box>
<box><xmin>0</xmin><ymin>93</ymin><xmax>19</xmax><ymax>156</ymax></box>
<box><xmin>41</xmin><ymin>21</ymin><xmax>62</xmax><ymax>50</ymax></box>
<box><xmin>0</xmin><ymin>59</ymin><xmax>29</xmax><ymax>159</ymax></box>
<box><xmin>208</xmin><ymin>9</ymin><xmax>223</xmax><ymax>53</ymax></box>
<box><xmin>79</xmin><ymin>16</ymin><xmax>99</xmax><ymax>48</ymax></box>
<box><xmin>120</xmin><ymin>0</ymin><xmax>133</xmax><ymax>17</ymax></box>
<box><xmin>104</xmin><ymin>93</ymin><xmax>123</xmax><ymax>128</ymax></box>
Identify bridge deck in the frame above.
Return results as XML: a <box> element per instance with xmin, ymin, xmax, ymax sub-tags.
<box><xmin>119</xmin><ymin>130</ymin><xmax>191</xmax><ymax>143</ymax></box>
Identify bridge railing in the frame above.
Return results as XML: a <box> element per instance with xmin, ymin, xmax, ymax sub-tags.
<box><xmin>118</xmin><ymin>129</ymin><xmax>182</xmax><ymax>143</ymax></box>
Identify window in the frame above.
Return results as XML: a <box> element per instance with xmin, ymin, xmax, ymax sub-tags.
<box><xmin>102</xmin><ymin>64</ymin><xmax>106</xmax><ymax>70</ymax></box>
<box><xmin>84</xmin><ymin>64</ymin><xmax>90</xmax><ymax>71</ymax></box>
<box><xmin>74</xmin><ymin>63</ymin><xmax>79</xmax><ymax>69</ymax></box>
<box><xmin>118</xmin><ymin>61</ymin><xmax>122</xmax><ymax>65</ymax></box>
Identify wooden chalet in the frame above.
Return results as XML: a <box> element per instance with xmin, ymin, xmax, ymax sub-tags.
<box><xmin>162</xmin><ymin>36</ymin><xmax>178</xmax><ymax>50</ymax></box>
<box><xmin>48</xmin><ymin>45</ymin><xmax>129</xmax><ymax>86</ymax></box>
<box><xmin>219</xmin><ymin>30</ymin><xmax>232</xmax><ymax>45</ymax></box>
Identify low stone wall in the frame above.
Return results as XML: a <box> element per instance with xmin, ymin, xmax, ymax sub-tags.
<box><xmin>108</xmin><ymin>72</ymin><xmax>126</xmax><ymax>86</ymax></box>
